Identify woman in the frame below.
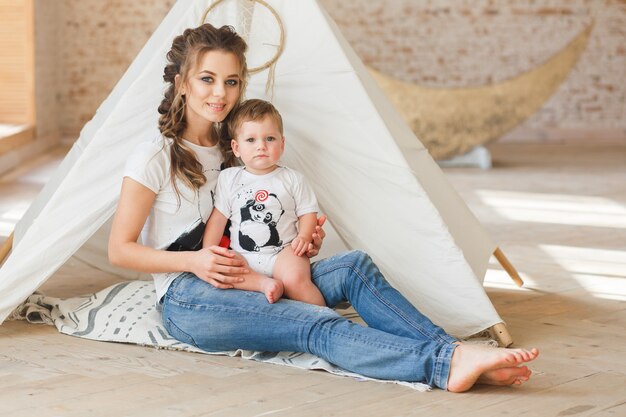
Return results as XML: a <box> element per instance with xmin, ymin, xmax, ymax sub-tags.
<box><xmin>108</xmin><ymin>24</ymin><xmax>538</xmax><ymax>392</ymax></box>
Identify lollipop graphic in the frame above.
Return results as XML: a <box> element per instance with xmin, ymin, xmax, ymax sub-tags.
<box><xmin>255</xmin><ymin>190</ymin><xmax>269</xmax><ymax>202</ymax></box>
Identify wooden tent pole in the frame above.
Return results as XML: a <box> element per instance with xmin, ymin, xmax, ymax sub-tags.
<box><xmin>0</xmin><ymin>232</ymin><xmax>13</xmax><ymax>265</ymax></box>
<box><xmin>489</xmin><ymin>248</ymin><xmax>520</xmax><ymax>347</ymax></box>
<box><xmin>489</xmin><ymin>322</ymin><xmax>513</xmax><ymax>347</ymax></box>
<box><xmin>494</xmin><ymin>247</ymin><xmax>524</xmax><ymax>287</ymax></box>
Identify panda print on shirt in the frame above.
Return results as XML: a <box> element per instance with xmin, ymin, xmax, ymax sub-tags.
<box><xmin>166</xmin><ymin>171</ymin><xmax>219</xmax><ymax>253</ymax></box>
<box><xmin>238</xmin><ymin>190</ymin><xmax>284</xmax><ymax>252</ymax></box>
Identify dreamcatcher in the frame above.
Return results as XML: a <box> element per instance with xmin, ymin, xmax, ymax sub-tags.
<box><xmin>200</xmin><ymin>0</ymin><xmax>285</xmax><ymax>94</ymax></box>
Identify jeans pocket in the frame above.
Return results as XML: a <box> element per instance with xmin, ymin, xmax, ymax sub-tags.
<box><xmin>165</xmin><ymin>316</ymin><xmax>200</xmax><ymax>348</ymax></box>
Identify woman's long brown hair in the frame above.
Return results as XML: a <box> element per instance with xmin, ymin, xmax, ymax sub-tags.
<box><xmin>157</xmin><ymin>24</ymin><xmax>248</xmax><ymax>197</ymax></box>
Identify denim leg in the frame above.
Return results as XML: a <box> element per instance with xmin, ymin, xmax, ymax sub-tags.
<box><xmin>162</xmin><ymin>271</ymin><xmax>454</xmax><ymax>388</ymax></box>
<box><xmin>312</xmin><ymin>250</ymin><xmax>458</xmax><ymax>345</ymax></box>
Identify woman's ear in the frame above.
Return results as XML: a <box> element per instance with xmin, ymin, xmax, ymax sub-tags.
<box><xmin>231</xmin><ymin>139</ymin><xmax>240</xmax><ymax>157</ymax></box>
<box><xmin>175</xmin><ymin>74</ymin><xmax>185</xmax><ymax>95</ymax></box>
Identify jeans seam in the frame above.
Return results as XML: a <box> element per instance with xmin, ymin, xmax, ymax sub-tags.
<box><xmin>319</xmin><ymin>326</ymin><xmax>426</xmax><ymax>354</ymax></box>
<box><xmin>342</xmin><ymin>256</ymin><xmax>452</xmax><ymax>344</ymax></box>
<box><xmin>314</xmin><ymin>258</ymin><xmax>441</xmax><ymax>342</ymax></box>
<box><xmin>166</xmin><ymin>295</ymin><xmax>214</xmax><ymax>310</ymax></box>
<box><xmin>167</xmin><ymin>296</ymin><xmax>422</xmax><ymax>355</ymax></box>
<box><xmin>166</xmin><ymin>299</ymin><xmax>317</xmax><ymax>326</ymax></box>
<box><xmin>434</xmin><ymin>343</ymin><xmax>455</xmax><ymax>389</ymax></box>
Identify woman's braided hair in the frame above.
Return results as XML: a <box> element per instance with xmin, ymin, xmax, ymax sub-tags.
<box><xmin>158</xmin><ymin>24</ymin><xmax>248</xmax><ymax>196</ymax></box>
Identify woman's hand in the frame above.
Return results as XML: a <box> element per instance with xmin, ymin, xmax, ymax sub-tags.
<box><xmin>305</xmin><ymin>215</ymin><xmax>327</xmax><ymax>258</ymax></box>
<box><xmin>292</xmin><ymin>235</ymin><xmax>312</xmax><ymax>257</ymax></box>
<box><xmin>188</xmin><ymin>246</ymin><xmax>249</xmax><ymax>289</ymax></box>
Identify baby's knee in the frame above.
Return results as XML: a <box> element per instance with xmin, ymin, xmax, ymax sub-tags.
<box><xmin>282</xmin><ymin>271</ymin><xmax>314</xmax><ymax>290</ymax></box>
<box><xmin>275</xmin><ymin>259</ymin><xmax>311</xmax><ymax>284</ymax></box>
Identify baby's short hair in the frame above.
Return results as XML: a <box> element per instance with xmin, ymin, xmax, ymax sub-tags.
<box><xmin>228</xmin><ymin>99</ymin><xmax>284</xmax><ymax>140</ymax></box>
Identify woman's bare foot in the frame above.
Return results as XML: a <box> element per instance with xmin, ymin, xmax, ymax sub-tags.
<box><xmin>447</xmin><ymin>344</ymin><xmax>539</xmax><ymax>393</ymax></box>
<box><xmin>261</xmin><ymin>278</ymin><xmax>284</xmax><ymax>304</ymax></box>
<box><xmin>478</xmin><ymin>365</ymin><xmax>532</xmax><ymax>386</ymax></box>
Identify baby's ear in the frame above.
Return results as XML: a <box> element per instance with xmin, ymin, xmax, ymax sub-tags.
<box><xmin>231</xmin><ymin>139</ymin><xmax>240</xmax><ymax>157</ymax></box>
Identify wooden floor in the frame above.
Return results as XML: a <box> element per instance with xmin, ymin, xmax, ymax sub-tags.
<box><xmin>1</xmin><ymin>143</ymin><xmax>625</xmax><ymax>416</ymax></box>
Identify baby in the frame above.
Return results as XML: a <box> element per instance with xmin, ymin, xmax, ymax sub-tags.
<box><xmin>203</xmin><ymin>99</ymin><xmax>325</xmax><ymax>305</ymax></box>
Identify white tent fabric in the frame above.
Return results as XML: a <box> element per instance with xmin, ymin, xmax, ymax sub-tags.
<box><xmin>0</xmin><ymin>0</ymin><xmax>500</xmax><ymax>337</ymax></box>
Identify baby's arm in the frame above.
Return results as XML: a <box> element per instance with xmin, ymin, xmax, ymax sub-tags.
<box><xmin>203</xmin><ymin>207</ymin><xmax>284</xmax><ymax>302</ymax></box>
<box><xmin>203</xmin><ymin>208</ymin><xmax>229</xmax><ymax>249</ymax></box>
<box><xmin>292</xmin><ymin>212</ymin><xmax>317</xmax><ymax>256</ymax></box>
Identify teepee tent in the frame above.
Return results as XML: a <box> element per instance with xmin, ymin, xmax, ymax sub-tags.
<box><xmin>1</xmin><ymin>0</ymin><xmax>510</xmax><ymax>340</ymax></box>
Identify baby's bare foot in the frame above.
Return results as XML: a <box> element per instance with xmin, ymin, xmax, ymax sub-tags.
<box><xmin>447</xmin><ymin>344</ymin><xmax>539</xmax><ymax>393</ymax></box>
<box><xmin>262</xmin><ymin>278</ymin><xmax>284</xmax><ymax>304</ymax></box>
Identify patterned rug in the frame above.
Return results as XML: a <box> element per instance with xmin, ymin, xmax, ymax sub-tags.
<box><xmin>10</xmin><ymin>280</ymin><xmax>432</xmax><ymax>391</ymax></box>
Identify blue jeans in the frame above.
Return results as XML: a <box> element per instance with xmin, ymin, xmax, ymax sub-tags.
<box><xmin>161</xmin><ymin>250</ymin><xmax>458</xmax><ymax>389</ymax></box>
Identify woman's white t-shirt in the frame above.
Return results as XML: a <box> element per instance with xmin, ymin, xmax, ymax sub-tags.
<box><xmin>123</xmin><ymin>137</ymin><xmax>223</xmax><ymax>301</ymax></box>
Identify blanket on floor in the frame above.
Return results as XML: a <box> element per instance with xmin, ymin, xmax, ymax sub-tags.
<box><xmin>10</xmin><ymin>280</ymin><xmax>433</xmax><ymax>391</ymax></box>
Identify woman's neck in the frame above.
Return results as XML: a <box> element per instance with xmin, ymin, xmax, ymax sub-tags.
<box><xmin>182</xmin><ymin>123</ymin><xmax>217</xmax><ymax>147</ymax></box>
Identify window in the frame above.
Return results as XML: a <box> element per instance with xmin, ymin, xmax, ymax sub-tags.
<box><xmin>0</xmin><ymin>0</ymin><xmax>35</xmax><ymax>154</ymax></box>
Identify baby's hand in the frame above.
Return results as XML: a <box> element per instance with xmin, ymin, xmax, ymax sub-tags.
<box><xmin>291</xmin><ymin>235</ymin><xmax>312</xmax><ymax>257</ymax></box>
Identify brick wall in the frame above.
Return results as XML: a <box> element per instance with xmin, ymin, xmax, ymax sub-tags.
<box><xmin>34</xmin><ymin>1</ymin><xmax>60</xmax><ymax>138</ymax></box>
<box><xmin>51</xmin><ymin>0</ymin><xmax>175</xmax><ymax>135</ymax></box>
<box><xmin>320</xmin><ymin>0</ymin><xmax>626</xmax><ymax>142</ymax></box>
<box><xmin>37</xmin><ymin>0</ymin><xmax>626</xmax><ymax>143</ymax></box>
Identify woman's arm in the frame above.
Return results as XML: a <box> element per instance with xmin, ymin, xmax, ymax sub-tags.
<box><xmin>108</xmin><ymin>177</ymin><xmax>247</xmax><ymax>288</ymax></box>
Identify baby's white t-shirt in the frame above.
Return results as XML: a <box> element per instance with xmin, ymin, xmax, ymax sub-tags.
<box><xmin>214</xmin><ymin>166</ymin><xmax>319</xmax><ymax>255</ymax></box>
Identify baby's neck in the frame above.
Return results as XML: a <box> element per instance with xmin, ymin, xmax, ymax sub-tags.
<box><xmin>244</xmin><ymin>165</ymin><xmax>279</xmax><ymax>175</ymax></box>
